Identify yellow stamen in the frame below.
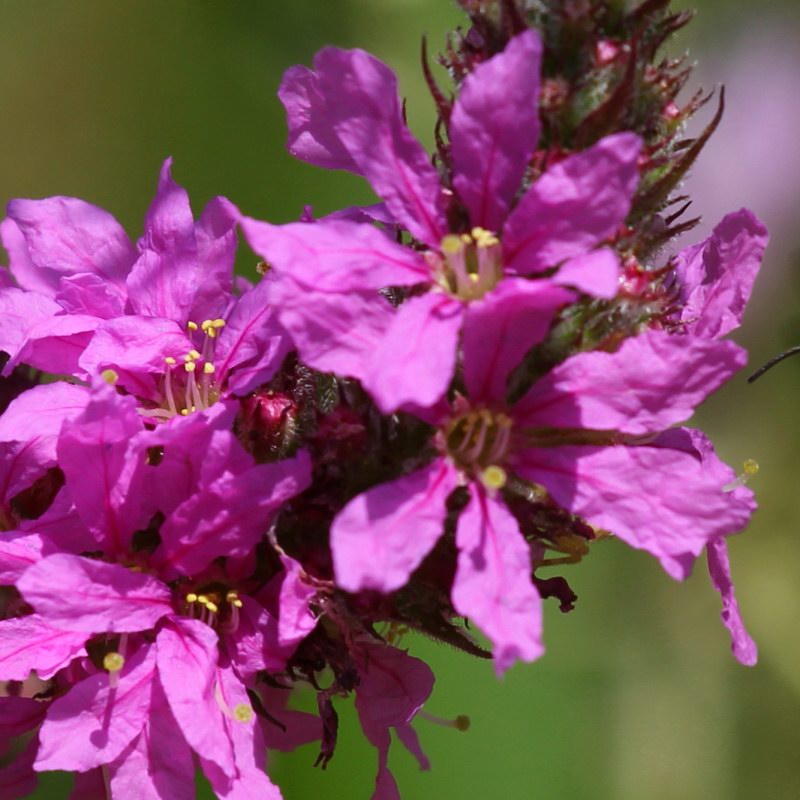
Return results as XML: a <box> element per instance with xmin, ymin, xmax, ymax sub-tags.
<box><xmin>164</xmin><ymin>356</ymin><xmax>177</xmax><ymax>365</ymax></box>
<box><xmin>454</xmin><ymin>715</ymin><xmax>471</xmax><ymax>732</ymax></box>
<box><xmin>743</xmin><ymin>459</ymin><xmax>759</xmax><ymax>476</ymax></box>
<box><xmin>212</xmin><ymin>319</ymin><xmax>226</xmax><ymax>329</ymax></box>
<box><xmin>180</xmin><ymin>409</ymin><xmax>189</xmax><ymax>416</ymax></box>
<box><xmin>441</xmin><ymin>234</ymin><xmax>464</xmax><ymax>255</ymax></box>
<box><xmin>201</xmin><ymin>319</ymin><xmax>213</xmax><ymax>331</ymax></box>
<box><xmin>184</xmin><ymin>361</ymin><xmax>197</xmax><ymax>373</ymax></box>
<box><xmin>101</xmin><ymin>369</ymin><xmax>119</xmax><ymax>385</ymax></box>
<box><xmin>103</xmin><ymin>652</ymin><xmax>125</xmax><ymax>673</ymax></box>
<box><xmin>205</xmin><ymin>601</ymin><xmax>219</xmax><ymax>614</ymax></box>
<box><xmin>188</xmin><ymin>350</ymin><xmax>201</xmax><ymax>360</ymax></box>
<box><xmin>203</xmin><ymin>362</ymin><xmax>216</xmax><ymax>375</ymax></box>
<box><xmin>197</xmin><ymin>594</ymin><xmax>209</xmax><ymax>604</ymax></box>
<box><xmin>233</xmin><ymin>704</ymin><xmax>254</xmax><ymax>723</ymax></box>
<box><xmin>480</xmin><ymin>465</ymin><xmax>507</xmax><ymax>491</ymax></box>
<box><xmin>187</xmin><ymin>321</ymin><xmax>198</xmax><ymax>331</ymax></box>
<box><xmin>186</xmin><ymin>593</ymin><xmax>198</xmax><ymax>603</ymax></box>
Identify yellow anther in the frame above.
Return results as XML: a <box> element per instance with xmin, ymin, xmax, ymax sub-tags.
<box><xmin>480</xmin><ymin>465</ymin><xmax>507</xmax><ymax>491</ymax></box>
<box><xmin>187</xmin><ymin>321</ymin><xmax>198</xmax><ymax>331</ymax></box>
<box><xmin>471</xmin><ymin>227</ymin><xmax>499</xmax><ymax>247</ymax></box>
<box><xmin>232</xmin><ymin>598</ymin><xmax>243</xmax><ymax>608</ymax></box>
<box><xmin>743</xmin><ymin>459</ymin><xmax>759</xmax><ymax>476</ymax></box>
<box><xmin>207</xmin><ymin>327</ymin><xmax>217</xmax><ymax>338</ymax></box>
<box><xmin>469</xmin><ymin>273</ymin><xmax>480</xmax><ymax>282</ymax></box>
<box><xmin>454</xmin><ymin>714</ymin><xmax>471</xmax><ymax>732</ymax></box>
<box><xmin>186</xmin><ymin>593</ymin><xmax>198</xmax><ymax>603</ymax></box>
<box><xmin>201</xmin><ymin>319</ymin><xmax>213</xmax><ymax>331</ymax></box>
<box><xmin>164</xmin><ymin>356</ymin><xmax>177</xmax><ymax>365</ymax></box>
<box><xmin>103</xmin><ymin>652</ymin><xmax>125</xmax><ymax>673</ymax></box>
<box><xmin>226</xmin><ymin>590</ymin><xmax>239</xmax><ymax>602</ymax></box>
<box><xmin>212</xmin><ymin>319</ymin><xmax>226</xmax><ymax>329</ymax></box>
<box><xmin>184</xmin><ymin>361</ymin><xmax>197</xmax><ymax>373</ymax></box>
<box><xmin>460</xmin><ymin>233</ymin><xmax>472</xmax><ymax>243</ymax></box>
<box><xmin>205</xmin><ymin>601</ymin><xmax>219</xmax><ymax>614</ymax></box>
<box><xmin>203</xmin><ymin>362</ymin><xmax>216</xmax><ymax>375</ymax></box>
<box><xmin>197</xmin><ymin>594</ymin><xmax>209</xmax><ymax>604</ymax></box>
<box><xmin>101</xmin><ymin>369</ymin><xmax>119</xmax><ymax>385</ymax></box>
<box><xmin>233</xmin><ymin>704</ymin><xmax>254</xmax><ymax>723</ymax></box>
<box><xmin>188</xmin><ymin>349</ymin><xmax>201</xmax><ymax>360</ymax></box>
<box><xmin>180</xmin><ymin>409</ymin><xmax>189</xmax><ymax>416</ymax></box>
<box><xmin>441</xmin><ymin>234</ymin><xmax>464</xmax><ymax>255</ymax></box>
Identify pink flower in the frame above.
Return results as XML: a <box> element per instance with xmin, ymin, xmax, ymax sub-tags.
<box><xmin>0</xmin><ymin>159</ymin><xmax>287</xmax><ymax>420</ymax></box>
<box><xmin>243</xmin><ymin>31</ymin><xmax>641</xmax><ymax>412</ymax></box>
<box><xmin>331</xmin><ymin>287</ymin><xmax>752</xmax><ymax>674</ymax></box>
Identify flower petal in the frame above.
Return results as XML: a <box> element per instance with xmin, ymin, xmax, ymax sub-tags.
<box><xmin>0</xmin><ymin>288</ymin><xmax>61</xmax><ymax>366</ymax></box>
<box><xmin>35</xmin><ymin>646</ymin><xmax>157</xmax><ymax>773</ymax></box>
<box><xmin>214</xmin><ymin>279</ymin><xmax>289</xmax><ymax>395</ymax></box>
<box><xmin>451</xmin><ymin>30</ymin><xmax>543</xmax><ymax>230</ymax></box>
<box><xmin>462</xmin><ymin>278</ymin><xmax>573</xmax><ymax>404</ymax></box>
<box><xmin>54</xmin><ymin>273</ymin><xmax>126</xmax><ymax>318</ymax></box>
<box><xmin>17</xmin><ymin>554</ymin><xmax>172</xmax><ymax>633</ymax></box>
<box><xmin>280</xmin><ymin>64</ymin><xmax>360</xmax><ymax>171</ymax></box>
<box><xmin>363</xmin><ymin>292</ymin><xmax>463</xmax><ymax>413</ymax></box>
<box><xmin>515</xmin><ymin>443</ymin><xmax>755</xmax><ymax>579</ymax></box>
<box><xmin>503</xmin><ymin>132</ymin><xmax>641</xmax><ymax>274</ymax></box>
<box><xmin>157</xmin><ymin>619</ymin><xmax>235</xmax><ymax>779</ymax></box>
<box><xmin>5</xmin><ymin>196</ymin><xmax>135</xmax><ymax>292</ymax></box>
<box><xmin>452</xmin><ymin>488</ymin><xmax>544</xmax><ymax>676</ymax></box>
<box><xmin>241</xmin><ymin>218</ymin><xmax>427</xmax><ymax>292</ymax></box>
<box><xmin>675</xmin><ymin>208</ymin><xmax>768</xmax><ymax>338</ymax></box>
<box><xmin>515</xmin><ymin>330</ymin><xmax>746</xmax><ymax>434</ymax></box>
<box><xmin>154</xmin><ymin>451</ymin><xmax>311</xmax><ymax>578</ymax></box>
<box><xmin>0</xmin><ymin>615</ymin><xmax>86</xmax><ymax>681</ymax></box>
<box><xmin>277</xmin><ymin>554</ymin><xmax>318</xmax><ymax>649</ymax></box>
<box><xmin>266</xmin><ymin>276</ymin><xmax>397</xmax><ymax>383</ymax></box>
<box><xmin>552</xmin><ymin>247</ymin><xmax>620</xmax><ymax>299</ymax></box>
<box><xmin>706</xmin><ymin>536</ymin><xmax>758</xmax><ymax>666</ymax></box>
<box><xmin>108</xmin><ymin>676</ymin><xmax>195</xmax><ymax>800</ymax></box>
<box><xmin>332</xmin><ymin>460</ymin><xmax>459</xmax><ymax>593</ymax></box>
<box><xmin>308</xmin><ymin>47</ymin><xmax>446</xmax><ymax>245</ymax></box>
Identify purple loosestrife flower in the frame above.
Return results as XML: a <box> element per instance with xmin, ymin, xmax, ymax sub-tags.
<box><xmin>0</xmin><ymin>159</ymin><xmax>287</xmax><ymax>420</ymax></box>
<box><xmin>331</xmin><ymin>286</ymin><xmax>753</xmax><ymax>674</ymax></box>
<box><xmin>0</xmin><ymin>385</ymin><xmax>312</xmax><ymax>794</ymax></box>
<box><xmin>242</xmin><ymin>30</ymin><xmax>642</xmax><ymax>413</ymax></box>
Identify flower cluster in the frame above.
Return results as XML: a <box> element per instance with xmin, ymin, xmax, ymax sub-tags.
<box><xmin>0</xmin><ymin>1</ymin><xmax>767</xmax><ymax>798</ymax></box>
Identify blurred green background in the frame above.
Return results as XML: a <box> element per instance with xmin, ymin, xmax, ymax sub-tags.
<box><xmin>1</xmin><ymin>0</ymin><xmax>798</xmax><ymax>797</ymax></box>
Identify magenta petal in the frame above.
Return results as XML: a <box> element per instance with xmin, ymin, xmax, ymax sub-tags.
<box><xmin>157</xmin><ymin>619</ymin><xmax>236</xmax><ymax>779</ymax></box>
<box><xmin>0</xmin><ymin>696</ymin><xmax>47</xmax><ymax>744</ymax></box>
<box><xmin>214</xmin><ymin>279</ymin><xmax>289</xmax><ymax>395</ymax></box>
<box><xmin>16</xmin><ymin>486</ymin><xmax>96</xmax><ymax>554</ymax></box>
<box><xmin>332</xmin><ymin>460</ymin><xmax>460</xmax><ymax>593</ymax></box>
<box><xmin>515</xmin><ymin>330</ymin><xmax>746</xmax><ymax>434</ymax></box>
<box><xmin>451</xmin><ymin>30</ymin><xmax>543</xmax><ymax>230</ymax></box>
<box><xmin>1</xmin><ymin>216</ymin><xmax>56</xmax><ymax>296</ymax></box>
<box><xmin>9</xmin><ymin>312</ymin><xmax>97</xmax><ymax>377</ymax></box>
<box><xmin>515</xmin><ymin>443</ymin><xmax>754</xmax><ymax>579</ymax></box>
<box><xmin>0</xmin><ymin>615</ymin><xmax>86</xmax><ymax>681</ymax></box>
<box><xmin>6</xmin><ymin>196</ymin><xmax>135</xmax><ymax>290</ymax></box>
<box><xmin>0</xmin><ymin>288</ymin><xmax>61</xmax><ymax>368</ymax></box>
<box><xmin>241</xmin><ymin>218</ymin><xmax>427</xmax><ymax>292</ymax></box>
<box><xmin>0</xmin><ymin>382</ymin><xmax>88</xmax><ymax>456</ymax></box>
<box><xmin>277</xmin><ymin>554</ymin><xmax>318</xmax><ymax>649</ymax></box>
<box><xmin>676</xmin><ymin>208</ymin><xmax>769</xmax><ymax>338</ymax></box>
<box><xmin>706</xmin><ymin>537</ymin><xmax>758</xmax><ymax>666</ymax></box>
<box><xmin>191</xmin><ymin>195</ymin><xmax>238</xmax><ymax>323</ymax></box>
<box><xmin>108</xmin><ymin>676</ymin><xmax>195</xmax><ymax>800</ymax></box>
<box><xmin>155</xmin><ymin>450</ymin><xmax>310</xmax><ymax>578</ymax></box>
<box><xmin>463</xmin><ymin>278</ymin><xmax>573</xmax><ymax>404</ymax></box>
<box><xmin>503</xmin><ymin>132</ymin><xmax>642</xmax><ymax>273</ymax></box>
<box><xmin>312</xmin><ymin>47</ymin><xmax>446</xmax><ymax>246</ymax></box>
<box><xmin>267</xmin><ymin>276</ymin><xmax>396</xmax><ymax>383</ymax></box>
<box><xmin>0</xmin><ymin>533</ymin><xmax>44</xmax><ymax>583</ymax></box>
<box><xmin>280</xmin><ymin>64</ymin><xmax>360</xmax><ymax>171</ymax></box>
<box><xmin>126</xmin><ymin>159</ymin><xmax>203</xmax><ymax>325</ymax></box>
<box><xmin>36</xmin><ymin>646</ymin><xmax>157</xmax><ymax>773</ymax></box>
<box><xmin>57</xmin><ymin>387</ymin><xmax>146</xmax><ymax>554</ymax></box>
<box><xmin>553</xmin><ymin>247</ymin><xmax>620</xmax><ymax>298</ymax></box>
<box><xmin>363</xmin><ymin>292</ymin><xmax>463</xmax><ymax>413</ymax></box>
<box><xmin>55</xmin><ymin>273</ymin><xmax>126</xmax><ymax>318</ymax></box>
<box><xmin>258</xmin><ymin>685</ymin><xmax>321</xmax><ymax>753</ymax></box>
<box><xmin>452</xmin><ymin>489</ymin><xmax>544</xmax><ymax>675</ymax></box>
<box><xmin>17</xmin><ymin>554</ymin><xmax>172</xmax><ymax>633</ymax></box>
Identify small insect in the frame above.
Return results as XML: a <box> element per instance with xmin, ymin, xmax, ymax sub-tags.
<box><xmin>748</xmin><ymin>345</ymin><xmax>800</xmax><ymax>383</ymax></box>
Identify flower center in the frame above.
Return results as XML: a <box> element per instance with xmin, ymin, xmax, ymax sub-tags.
<box><xmin>430</xmin><ymin>227</ymin><xmax>503</xmax><ymax>301</ymax></box>
<box><xmin>184</xmin><ymin>584</ymin><xmax>244</xmax><ymax>632</ymax></box>
<box><xmin>444</xmin><ymin>407</ymin><xmax>513</xmax><ymax>487</ymax></box>
<box><xmin>140</xmin><ymin>318</ymin><xmax>226</xmax><ymax>422</ymax></box>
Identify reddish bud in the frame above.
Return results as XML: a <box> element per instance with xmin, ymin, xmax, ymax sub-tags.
<box><xmin>238</xmin><ymin>391</ymin><xmax>299</xmax><ymax>462</ymax></box>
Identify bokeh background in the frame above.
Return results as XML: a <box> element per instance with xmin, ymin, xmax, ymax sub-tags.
<box><xmin>1</xmin><ymin>1</ymin><xmax>798</xmax><ymax>797</ymax></box>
